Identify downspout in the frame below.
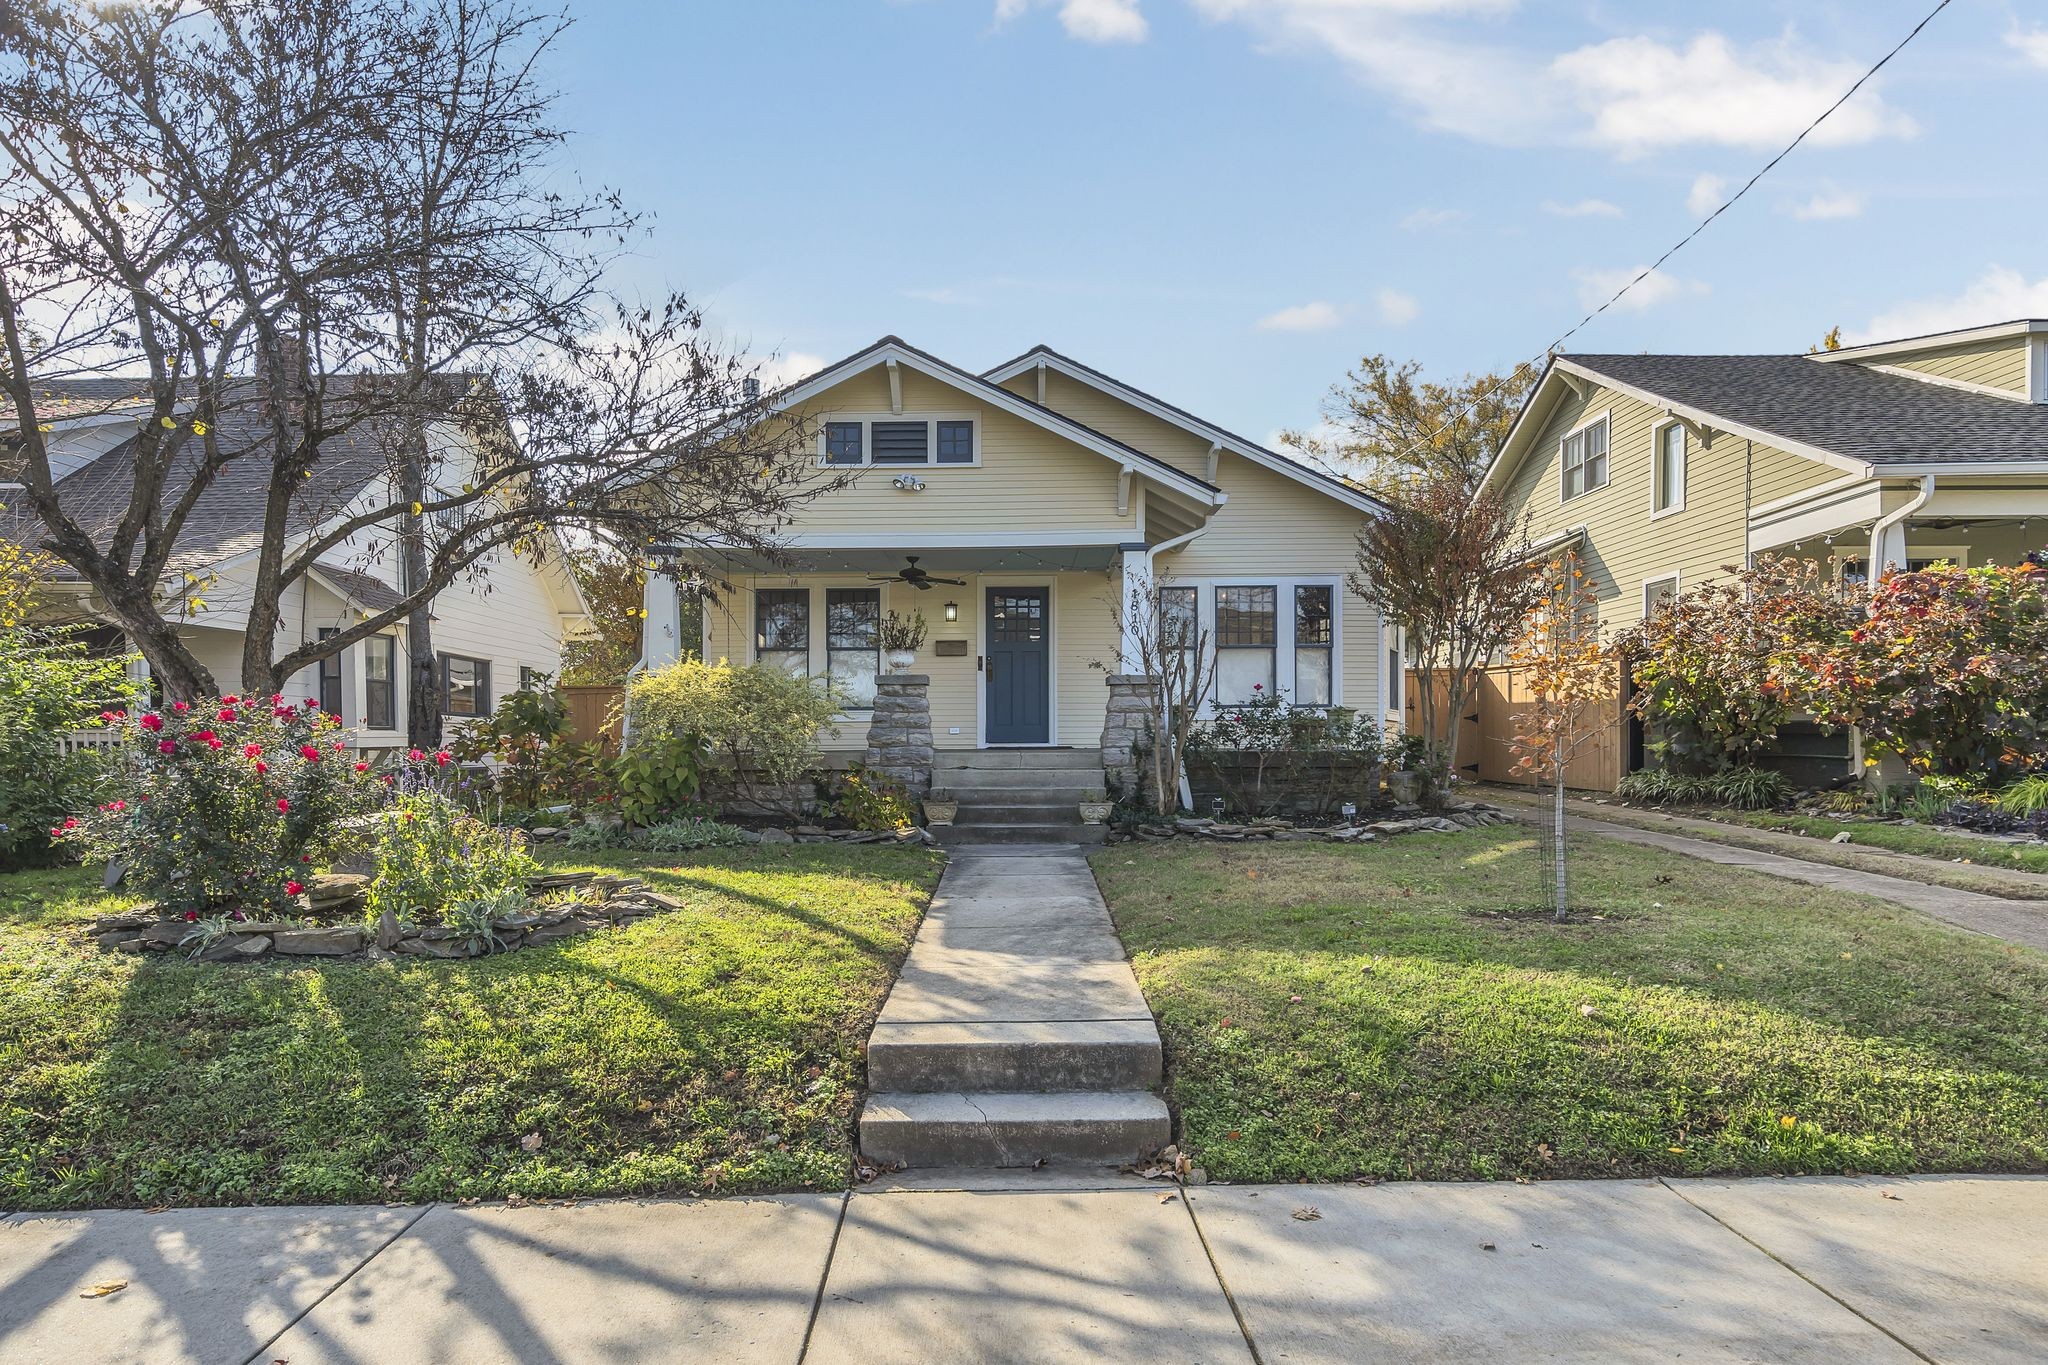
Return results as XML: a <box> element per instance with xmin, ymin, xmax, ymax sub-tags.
<box><xmin>1142</xmin><ymin>523</ymin><xmax>1209</xmax><ymax>813</ymax></box>
<box><xmin>1867</xmin><ymin>474</ymin><xmax>1935</xmax><ymax>596</ymax></box>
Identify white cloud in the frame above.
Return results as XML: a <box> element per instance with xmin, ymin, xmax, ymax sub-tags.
<box><xmin>1553</xmin><ymin>33</ymin><xmax>1915</xmax><ymax>155</ymax></box>
<box><xmin>996</xmin><ymin>0</ymin><xmax>1148</xmax><ymax>42</ymax></box>
<box><xmin>1572</xmin><ymin>265</ymin><xmax>1709</xmax><ymax>314</ymax></box>
<box><xmin>1686</xmin><ymin>173</ymin><xmax>1727</xmax><ymax>218</ymax></box>
<box><xmin>1787</xmin><ymin>186</ymin><xmax>1862</xmax><ymax>221</ymax></box>
<box><xmin>1177</xmin><ymin>5</ymin><xmax>1914</xmax><ymax>155</ymax></box>
<box><xmin>2006</xmin><ymin>24</ymin><xmax>2048</xmax><ymax>69</ymax></box>
<box><xmin>754</xmin><ymin>350</ymin><xmax>830</xmax><ymax>388</ymax></box>
<box><xmin>902</xmin><ymin>286</ymin><xmax>981</xmax><ymax>305</ymax></box>
<box><xmin>1399</xmin><ymin>206</ymin><xmax>1466</xmax><ymax>232</ymax></box>
<box><xmin>1255</xmin><ymin>300</ymin><xmax>1341</xmax><ymax>332</ymax></box>
<box><xmin>1541</xmin><ymin>197</ymin><xmax>1622</xmax><ymax>218</ymax></box>
<box><xmin>1374</xmin><ymin>288</ymin><xmax>1419</xmax><ymax>326</ymax></box>
<box><xmin>1852</xmin><ymin>267</ymin><xmax>2048</xmax><ymax>345</ymax></box>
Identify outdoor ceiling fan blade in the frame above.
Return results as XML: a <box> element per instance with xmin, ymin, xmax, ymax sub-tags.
<box><xmin>931</xmin><ymin>576</ymin><xmax>967</xmax><ymax>585</ymax></box>
<box><xmin>865</xmin><ymin>574</ymin><xmax>901</xmax><ymax>582</ymax></box>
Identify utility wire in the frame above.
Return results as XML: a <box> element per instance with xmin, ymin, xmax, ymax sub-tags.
<box><xmin>1361</xmin><ymin>0</ymin><xmax>1957</xmax><ymax>476</ymax></box>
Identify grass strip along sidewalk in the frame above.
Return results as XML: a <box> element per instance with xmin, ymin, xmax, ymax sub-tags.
<box><xmin>1095</xmin><ymin>829</ymin><xmax>2047</xmax><ymax>1185</ymax></box>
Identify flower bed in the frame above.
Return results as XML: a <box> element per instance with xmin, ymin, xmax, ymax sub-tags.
<box><xmin>86</xmin><ymin>869</ymin><xmax>684</xmax><ymax>962</ymax></box>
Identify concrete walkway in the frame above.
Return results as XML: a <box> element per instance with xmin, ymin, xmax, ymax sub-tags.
<box><xmin>1491</xmin><ymin>792</ymin><xmax>2048</xmax><ymax>953</ymax></box>
<box><xmin>5</xmin><ymin>1174</ymin><xmax>2044</xmax><ymax>1363</ymax></box>
<box><xmin>859</xmin><ymin>846</ymin><xmax>1169</xmax><ymax>1168</ymax></box>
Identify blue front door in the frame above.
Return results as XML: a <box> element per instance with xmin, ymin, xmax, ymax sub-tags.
<box><xmin>986</xmin><ymin>587</ymin><xmax>1050</xmax><ymax>745</ymax></box>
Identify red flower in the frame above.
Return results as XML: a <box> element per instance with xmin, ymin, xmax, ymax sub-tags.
<box><xmin>190</xmin><ymin>730</ymin><xmax>216</xmax><ymax>745</ymax></box>
<box><xmin>158</xmin><ymin>739</ymin><xmax>177</xmax><ymax>754</ymax></box>
<box><xmin>254</xmin><ymin>761</ymin><xmax>268</xmax><ymax>774</ymax></box>
<box><xmin>171</xmin><ymin>701</ymin><xmax>189</xmax><ymax>712</ymax></box>
<box><xmin>139</xmin><ymin>713</ymin><xmax>164</xmax><ymax>732</ymax></box>
<box><xmin>284</xmin><ymin>879</ymin><xmax>305</xmax><ymax>896</ymax></box>
<box><xmin>244</xmin><ymin>744</ymin><xmax>263</xmax><ymax>758</ymax></box>
<box><xmin>408</xmin><ymin>748</ymin><xmax>425</xmax><ymax>762</ymax></box>
<box><xmin>354</xmin><ymin>761</ymin><xmax>370</xmax><ymax>772</ymax></box>
<box><xmin>223</xmin><ymin>695</ymin><xmax>239</xmax><ymax>705</ymax></box>
<box><xmin>217</xmin><ymin>707</ymin><xmax>237</xmax><ymax>723</ymax></box>
<box><xmin>300</xmin><ymin>744</ymin><xmax>321</xmax><ymax>761</ymax></box>
<box><xmin>61</xmin><ymin>817</ymin><xmax>79</xmax><ymax>829</ymax></box>
<box><xmin>304</xmin><ymin>697</ymin><xmax>319</xmax><ymax>709</ymax></box>
<box><xmin>276</xmin><ymin>798</ymin><xmax>291</xmax><ymax>812</ymax></box>
<box><xmin>206</xmin><ymin>738</ymin><xmax>223</xmax><ymax>751</ymax></box>
<box><xmin>381</xmin><ymin>774</ymin><xmax>395</xmax><ymax>785</ymax></box>
<box><xmin>434</xmin><ymin>750</ymin><xmax>452</xmax><ymax>766</ymax></box>
<box><xmin>183</xmin><ymin>910</ymin><xmax>198</xmax><ymax>922</ymax></box>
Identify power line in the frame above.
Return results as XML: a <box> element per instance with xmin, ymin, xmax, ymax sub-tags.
<box><xmin>1374</xmin><ymin>0</ymin><xmax>1957</xmax><ymax>476</ymax></box>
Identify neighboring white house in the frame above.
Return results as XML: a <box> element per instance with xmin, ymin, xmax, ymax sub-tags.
<box><xmin>3</xmin><ymin>378</ymin><xmax>588</xmax><ymax>745</ymax></box>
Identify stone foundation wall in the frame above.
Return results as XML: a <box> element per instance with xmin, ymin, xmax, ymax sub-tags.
<box><xmin>865</xmin><ymin>672</ymin><xmax>934</xmax><ymax>797</ymax></box>
<box><xmin>1103</xmin><ymin>674</ymin><xmax>1160</xmax><ymax>801</ymax></box>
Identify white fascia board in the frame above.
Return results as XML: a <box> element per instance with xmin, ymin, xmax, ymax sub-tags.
<box><xmin>1855</xmin><ymin>363</ymin><xmax>2030</xmax><ymax>403</ymax></box>
<box><xmin>980</xmin><ymin>348</ymin><xmax>1384</xmax><ymax>516</ymax></box>
<box><xmin>1809</xmin><ymin>319</ymin><xmax>2047</xmax><ymax>364</ymax></box>
<box><xmin>778</xmin><ymin>342</ymin><xmax>1225</xmax><ymax>508</ymax></box>
<box><xmin>1476</xmin><ymin>357</ymin><xmax>1568</xmax><ymax>498</ymax></box>
<box><xmin>692</xmin><ymin>530</ymin><xmax>1139</xmax><ymax>552</ymax></box>
<box><xmin>1748</xmin><ymin>481</ymin><xmax>1886</xmax><ymax>547</ymax></box>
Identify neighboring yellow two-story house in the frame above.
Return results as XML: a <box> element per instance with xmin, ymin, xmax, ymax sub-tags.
<box><xmin>1480</xmin><ymin>317</ymin><xmax>2048</xmax><ymax>788</ymax></box>
<box><xmin>639</xmin><ymin>337</ymin><xmax>1391</xmax><ymax>834</ymax></box>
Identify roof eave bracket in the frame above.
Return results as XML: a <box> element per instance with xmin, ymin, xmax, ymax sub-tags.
<box><xmin>886</xmin><ymin>358</ymin><xmax>903</xmax><ymax>415</ymax></box>
<box><xmin>1117</xmin><ymin>465</ymin><xmax>1133</xmax><ymax>518</ymax></box>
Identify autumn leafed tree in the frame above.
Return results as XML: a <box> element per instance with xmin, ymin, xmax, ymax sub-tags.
<box><xmin>1350</xmin><ymin>472</ymin><xmax>1542</xmax><ymax>806</ymax></box>
<box><xmin>1284</xmin><ymin>353</ymin><xmax>1537</xmax><ymax>495</ymax></box>
<box><xmin>1509</xmin><ymin>556</ymin><xmax>1612</xmax><ymax>921</ymax></box>
<box><xmin>0</xmin><ymin>0</ymin><xmax>830</xmax><ymax>720</ymax></box>
<box><xmin>559</xmin><ymin>542</ymin><xmax>701</xmax><ymax>686</ymax></box>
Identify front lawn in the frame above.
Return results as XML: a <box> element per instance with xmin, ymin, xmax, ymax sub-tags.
<box><xmin>0</xmin><ymin>845</ymin><xmax>939</xmax><ymax>1209</ymax></box>
<box><xmin>1713</xmin><ymin>808</ymin><xmax>2048</xmax><ymax>876</ymax></box>
<box><xmin>1094</xmin><ymin>829</ymin><xmax>2048</xmax><ymax>1184</ymax></box>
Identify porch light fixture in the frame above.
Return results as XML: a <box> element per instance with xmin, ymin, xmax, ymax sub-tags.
<box><xmin>943</xmin><ymin>600</ymin><xmax>958</xmax><ymax>622</ymax></box>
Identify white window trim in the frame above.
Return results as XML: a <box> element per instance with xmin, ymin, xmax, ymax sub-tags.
<box><xmin>816</xmin><ymin>412</ymin><xmax>983</xmax><ymax>469</ymax></box>
<box><xmin>1558</xmin><ymin>408</ymin><xmax>1611</xmax><ymax>504</ymax></box>
<box><xmin>1649</xmin><ymin>418</ymin><xmax>1687</xmax><ymax>521</ymax></box>
<box><xmin>748</xmin><ymin>578</ymin><xmax>887</xmax><ymax>717</ymax></box>
<box><xmin>1172</xmin><ymin>575</ymin><xmax>1346</xmax><ymax>714</ymax></box>
<box><xmin>1641</xmin><ymin>572</ymin><xmax>1681</xmax><ymax>621</ymax></box>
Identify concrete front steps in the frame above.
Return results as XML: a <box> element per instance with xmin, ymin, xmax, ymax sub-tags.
<box><xmin>858</xmin><ymin>847</ymin><xmax>1170</xmax><ymax>1169</ymax></box>
<box><xmin>931</xmin><ymin>748</ymin><xmax>1108</xmax><ymax>847</ymax></box>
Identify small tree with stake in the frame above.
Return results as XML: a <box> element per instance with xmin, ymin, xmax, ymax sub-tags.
<box><xmin>1509</xmin><ymin>555</ymin><xmax>1611</xmax><ymax>921</ymax></box>
<box><xmin>1104</xmin><ymin>576</ymin><xmax>1218</xmax><ymax>819</ymax></box>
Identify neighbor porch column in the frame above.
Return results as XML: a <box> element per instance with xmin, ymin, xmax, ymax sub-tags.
<box><xmin>641</xmin><ymin>568</ymin><xmax>684</xmax><ymax>669</ymax></box>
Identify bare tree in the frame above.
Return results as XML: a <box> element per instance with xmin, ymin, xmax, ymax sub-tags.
<box><xmin>1105</xmin><ymin>576</ymin><xmax>1218</xmax><ymax>819</ymax></box>
<box><xmin>0</xmin><ymin>0</ymin><xmax>832</xmax><ymax>708</ymax></box>
<box><xmin>1508</xmin><ymin>556</ymin><xmax>1611</xmax><ymax>920</ymax></box>
<box><xmin>1351</xmin><ymin>470</ymin><xmax>1542</xmax><ymax>807</ymax></box>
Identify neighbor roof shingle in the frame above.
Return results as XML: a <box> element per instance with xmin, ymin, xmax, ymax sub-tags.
<box><xmin>1563</xmin><ymin>353</ymin><xmax>2048</xmax><ymax>467</ymax></box>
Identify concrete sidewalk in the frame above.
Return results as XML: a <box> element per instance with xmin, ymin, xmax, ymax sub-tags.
<box><xmin>5</xmin><ymin>1174</ymin><xmax>2043</xmax><ymax>1363</ymax></box>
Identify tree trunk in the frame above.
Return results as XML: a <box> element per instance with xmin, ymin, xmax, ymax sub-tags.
<box><xmin>398</xmin><ymin>433</ymin><xmax>440</xmax><ymax>749</ymax></box>
<box><xmin>1553</xmin><ymin>774</ymin><xmax>1569</xmax><ymax>922</ymax></box>
<box><xmin>100</xmin><ymin>583</ymin><xmax>217</xmax><ymax>702</ymax></box>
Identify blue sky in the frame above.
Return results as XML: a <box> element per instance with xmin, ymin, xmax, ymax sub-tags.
<box><xmin>548</xmin><ymin>1</ymin><xmax>2047</xmax><ymax>445</ymax></box>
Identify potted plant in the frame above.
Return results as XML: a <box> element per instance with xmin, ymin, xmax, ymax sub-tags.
<box><xmin>879</xmin><ymin>610</ymin><xmax>928</xmax><ymax>672</ymax></box>
<box><xmin>1078</xmin><ymin>791</ymin><xmax>1113</xmax><ymax>824</ymax></box>
<box><xmin>922</xmin><ymin>786</ymin><xmax>958</xmax><ymax>826</ymax></box>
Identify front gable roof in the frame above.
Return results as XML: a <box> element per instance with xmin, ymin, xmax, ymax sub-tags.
<box><xmin>981</xmin><ymin>345</ymin><xmax>1387</xmax><ymax>516</ymax></box>
<box><xmin>774</xmin><ymin>337</ymin><xmax>1226</xmax><ymax>508</ymax></box>
<box><xmin>1483</xmin><ymin>350</ymin><xmax>2048</xmax><ymax>497</ymax></box>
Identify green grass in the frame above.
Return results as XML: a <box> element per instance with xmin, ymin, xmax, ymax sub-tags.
<box><xmin>1714</xmin><ymin>809</ymin><xmax>2048</xmax><ymax>874</ymax></box>
<box><xmin>0</xmin><ymin>845</ymin><xmax>939</xmax><ymax>1210</ymax></box>
<box><xmin>1094</xmin><ymin>829</ymin><xmax>2048</xmax><ymax>1185</ymax></box>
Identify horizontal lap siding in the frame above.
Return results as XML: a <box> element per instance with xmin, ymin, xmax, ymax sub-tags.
<box><xmin>1503</xmin><ymin>381</ymin><xmax>1843</xmax><ymax>630</ymax></box>
<box><xmin>782</xmin><ymin>368</ymin><xmax>1134</xmax><ymax>537</ymax></box>
<box><xmin>1882</xmin><ymin>338</ymin><xmax>2029</xmax><ymax>394</ymax></box>
<box><xmin>997</xmin><ymin>369</ymin><xmax>1218</xmax><ymax>478</ymax></box>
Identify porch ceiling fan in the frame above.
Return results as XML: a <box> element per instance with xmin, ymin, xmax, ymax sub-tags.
<box><xmin>866</xmin><ymin>555</ymin><xmax>967</xmax><ymax>591</ymax></box>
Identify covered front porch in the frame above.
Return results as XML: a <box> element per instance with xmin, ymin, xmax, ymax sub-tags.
<box><xmin>1751</xmin><ymin>472</ymin><xmax>2048</xmax><ymax>579</ymax></box>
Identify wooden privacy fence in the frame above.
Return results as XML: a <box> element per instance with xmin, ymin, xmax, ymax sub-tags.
<box><xmin>559</xmin><ymin>685</ymin><xmax>624</xmax><ymax>747</ymax></box>
<box><xmin>1405</xmin><ymin>664</ymin><xmax>1628</xmax><ymax>793</ymax></box>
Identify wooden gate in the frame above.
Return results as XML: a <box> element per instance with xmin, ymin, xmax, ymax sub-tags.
<box><xmin>1405</xmin><ymin>664</ymin><xmax>1627</xmax><ymax>793</ymax></box>
<box><xmin>559</xmin><ymin>685</ymin><xmax>624</xmax><ymax>748</ymax></box>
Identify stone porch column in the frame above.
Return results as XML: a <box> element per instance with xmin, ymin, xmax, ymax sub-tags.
<box><xmin>866</xmin><ymin>673</ymin><xmax>935</xmax><ymax>798</ymax></box>
<box><xmin>1102</xmin><ymin>673</ymin><xmax>1160</xmax><ymax>802</ymax></box>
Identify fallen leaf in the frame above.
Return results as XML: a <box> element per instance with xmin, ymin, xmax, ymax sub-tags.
<box><xmin>79</xmin><ymin>1281</ymin><xmax>127</xmax><ymax>1299</ymax></box>
<box><xmin>1780</xmin><ymin>1115</ymin><xmax>1798</xmax><ymax>1129</ymax></box>
<box><xmin>1479</xmin><ymin>1242</ymin><xmax>1496</xmax><ymax>1252</ymax></box>
<box><xmin>1668</xmin><ymin>1146</ymin><xmax>1687</xmax><ymax>1154</ymax></box>
<box><xmin>1881</xmin><ymin>1190</ymin><xmax>1903</xmax><ymax>1201</ymax></box>
<box><xmin>1158</xmin><ymin>1192</ymin><xmax>1178</xmax><ymax>1204</ymax></box>
<box><xmin>1292</xmin><ymin>1206</ymin><xmax>1321</xmax><ymax>1221</ymax></box>
<box><xmin>520</xmin><ymin>1132</ymin><xmax>543</xmax><ymax>1152</ymax></box>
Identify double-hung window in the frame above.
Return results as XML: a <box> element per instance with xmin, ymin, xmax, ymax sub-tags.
<box><xmin>820</xmin><ymin>417</ymin><xmax>977</xmax><ymax>466</ymax></box>
<box><xmin>1159</xmin><ymin>586</ymin><xmax>1200</xmax><ymax>699</ymax></box>
<box><xmin>1293</xmin><ymin>586</ymin><xmax>1333</xmax><ymax>706</ymax></box>
<box><xmin>1560</xmin><ymin>414</ymin><xmax>1609</xmax><ymax>501</ymax></box>
<box><xmin>441</xmin><ymin>653</ymin><xmax>491</xmax><ymax>718</ymax></box>
<box><xmin>315</xmin><ymin>627</ymin><xmax>343</xmax><ymax>716</ymax></box>
<box><xmin>1652</xmin><ymin>422</ymin><xmax>1686</xmax><ymax>515</ymax></box>
<box><xmin>756</xmin><ymin>588</ymin><xmax>809</xmax><ymax>677</ymax></box>
<box><xmin>825</xmin><ymin>588</ymin><xmax>880</xmax><ymax>709</ymax></box>
<box><xmin>1642</xmin><ymin>574</ymin><xmax>1680</xmax><ymax>621</ymax></box>
<box><xmin>1215</xmin><ymin>585</ymin><xmax>1278</xmax><ymax>703</ymax></box>
<box><xmin>364</xmin><ymin>636</ymin><xmax>396</xmax><ymax>731</ymax></box>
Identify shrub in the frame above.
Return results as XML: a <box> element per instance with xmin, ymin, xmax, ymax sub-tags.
<box><xmin>627</xmin><ymin>659</ymin><xmax>838</xmax><ymax>810</ymax></box>
<box><xmin>612</xmin><ymin>732</ymin><xmax>706</xmax><ymax>826</ymax></box>
<box><xmin>1185</xmin><ymin>691</ymin><xmax>1384</xmax><ymax>816</ymax></box>
<box><xmin>1710</xmin><ymin>764</ymin><xmax>1792</xmax><ymax>811</ymax></box>
<box><xmin>1616</xmin><ymin>764</ymin><xmax>1790</xmax><ymax>811</ymax></box>
<box><xmin>448</xmin><ymin>674</ymin><xmax>575</xmax><ymax>808</ymax></box>
<box><xmin>60</xmin><ymin>698</ymin><xmax>388</xmax><ymax>916</ymax></box>
<box><xmin>1616</xmin><ymin>556</ymin><xmax>1860</xmax><ymax>775</ymax></box>
<box><xmin>828</xmin><ymin>764</ymin><xmax>919</xmax><ymax>832</ymax></box>
<box><xmin>367</xmin><ymin>788</ymin><xmax>540</xmax><ymax>923</ymax></box>
<box><xmin>1807</xmin><ymin>561</ymin><xmax>2048</xmax><ymax>782</ymax></box>
<box><xmin>1996</xmin><ymin>775</ymin><xmax>2048</xmax><ymax>816</ymax></box>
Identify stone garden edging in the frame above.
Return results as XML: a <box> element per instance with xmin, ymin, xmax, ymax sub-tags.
<box><xmin>86</xmin><ymin>870</ymin><xmax>686</xmax><ymax>963</ymax></box>
<box><xmin>1110</xmin><ymin>797</ymin><xmax>1514</xmax><ymax>844</ymax></box>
